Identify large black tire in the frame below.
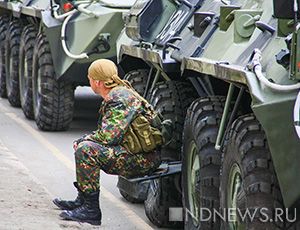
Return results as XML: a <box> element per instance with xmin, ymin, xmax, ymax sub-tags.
<box><xmin>5</xmin><ymin>19</ymin><xmax>22</xmax><ymax>107</ymax></box>
<box><xmin>149</xmin><ymin>81</ymin><xmax>198</xmax><ymax>161</ymax></box>
<box><xmin>145</xmin><ymin>176</ymin><xmax>183</xmax><ymax>228</ymax></box>
<box><xmin>118</xmin><ymin>69</ymin><xmax>150</xmax><ymax>204</ymax></box>
<box><xmin>182</xmin><ymin>97</ymin><xmax>225</xmax><ymax>230</ymax></box>
<box><xmin>0</xmin><ymin>15</ymin><xmax>9</xmax><ymax>98</ymax></box>
<box><xmin>123</xmin><ymin>69</ymin><xmax>149</xmax><ymax>96</ymax></box>
<box><xmin>144</xmin><ymin>81</ymin><xmax>197</xmax><ymax>228</ymax></box>
<box><xmin>32</xmin><ymin>32</ymin><xmax>74</xmax><ymax>131</ymax></box>
<box><xmin>220</xmin><ymin>114</ymin><xmax>285</xmax><ymax>229</ymax></box>
<box><xmin>19</xmin><ymin>24</ymin><xmax>38</xmax><ymax>119</ymax></box>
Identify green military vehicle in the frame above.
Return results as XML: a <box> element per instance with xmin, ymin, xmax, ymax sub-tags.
<box><xmin>119</xmin><ymin>0</ymin><xmax>300</xmax><ymax>229</ymax></box>
<box><xmin>117</xmin><ymin>0</ymin><xmax>225</xmax><ymax>228</ymax></box>
<box><xmin>0</xmin><ymin>0</ymin><xmax>135</xmax><ymax>131</ymax></box>
<box><xmin>117</xmin><ymin>1</ymin><xmax>189</xmax><ymax>227</ymax></box>
<box><xmin>180</xmin><ymin>0</ymin><xmax>300</xmax><ymax>229</ymax></box>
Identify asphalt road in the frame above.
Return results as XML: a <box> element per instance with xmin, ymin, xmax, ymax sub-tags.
<box><xmin>0</xmin><ymin>87</ymin><xmax>172</xmax><ymax>230</ymax></box>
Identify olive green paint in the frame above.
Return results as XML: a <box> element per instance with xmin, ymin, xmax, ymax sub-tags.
<box><xmin>43</xmin><ymin>7</ymin><xmax>125</xmax><ymax>79</ymax></box>
<box><xmin>219</xmin><ymin>5</ymin><xmax>240</xmax><ymax>31</ymax></box>
<box><xmin>182</xmin><ymin>56</ymin><xmax>300</xmax><ymax>208</ymax></box>
<box><xmin>0</xmin><ymin>1</ymin><xmax>133</xmax><ymax>81</ymax></box>
<box><xmin>119</xmin><ymin>0</ymin><xmax>300</xmax><ymax>208</ymax></box>
<box><xmin>233</xmin><ymin>9</ymin><xmax>263</xmax><ymax>43</ymax></box>
<box><xmin>120</xmin><ymin>44</ymin><xmax>163</xmax><ymax>67</ymax></box>
<box><xmin>277</xmin><ymin>19</ymin><xmax>295</xmax><ymax>37</ymax></box>
<box><xmin>290</xmin><ymin>27</ymin><xmax>300</xmax><ymax>80</ymax></box>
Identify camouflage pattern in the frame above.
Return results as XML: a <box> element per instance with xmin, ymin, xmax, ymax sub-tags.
<box><xmin>85</xmin><ymin>86</ymin><xmax>153</xmax><ymax>144</ymax></box>
<box><xmin>74</xmin><ymin>86</ymin><xmax>161</xmax><ymax>193</ymax></box>
<box><xmin>75</xmin><ymin>141</ymin><xmax>160</xmax><ymax>193</ymax></box>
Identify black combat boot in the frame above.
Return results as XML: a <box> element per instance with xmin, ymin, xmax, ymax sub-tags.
<box><xmin>59</xmin><ymin>190</ymin><xmax>102</xmax><ymax>226</ymax></box>
<box><xmin>53</xmin><ymin>182</ymin><xmax>84</xmax><ymax>210</ymax></box>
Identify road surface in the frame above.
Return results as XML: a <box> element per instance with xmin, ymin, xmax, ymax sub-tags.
<box><xmin>0</xmin><ymin>87</ymin><xmax>174</xmax><ymax>230</ymax></box>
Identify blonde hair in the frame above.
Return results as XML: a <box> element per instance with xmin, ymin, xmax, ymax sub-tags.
<box><xmin>88</xmin><ymin>59</ymin><xmax>153</xmax><ymax>111</ymax></box>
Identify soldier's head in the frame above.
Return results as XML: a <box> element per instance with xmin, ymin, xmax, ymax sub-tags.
<box><xmin>87</xmin><ymin>59</ymin><xmax>120</xmax><ymax>98</ymax></box>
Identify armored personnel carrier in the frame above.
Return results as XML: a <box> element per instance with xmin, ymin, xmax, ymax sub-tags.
<box><xmin>119</xmin><ymin>0</ymin><xmax>300</xmax><ymax>229</ymax></box>
<box><xmin>181</xmin><ymin>0</ymin><xmax>300</xmax><ymax>229</ymax></box>
<box><xmin>117</xmin><ymin>0</ymin><xmax>224</xmax><ymax>228</ymax></box>
<box><xmin>0</xmin><ymin>0</ymin><xmax>135</xmax><ymax>131</ymax></box>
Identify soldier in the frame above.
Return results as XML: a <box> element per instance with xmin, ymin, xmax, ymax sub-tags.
<box><xmin>53</xmin><ymin>59</ymin><xmax>162</xmax><ymax>225</ymax></box>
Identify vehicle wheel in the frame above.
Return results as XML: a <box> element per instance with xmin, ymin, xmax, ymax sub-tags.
<box><xmin>123</xmin><ymin>69</ymin><xmax>149</xmax><ymax>96</ymax></box>
<box><xmin>145</xmin><ymin>176</ymin><xmax>183</xmax><ymax>228</ymax></box>
<box><xmin>144</xmin><ymin>81</ymin><xmax>197</xmax><ymax>228</ymax></box>
<box><xmin>220</xmin><ymin>114</ymin><xmax>285</xmax><ymax>229</ymax></box>
<box><xmin>118</xmin><ymin>68</ymin><xmax>150</xmax><ymax>204</ymax></box>
<box><xmin>149</xmin><ymin>81</ymin><xmax>198</xmax><ymax>161</ymax></box>
<box><xmin>19</xmin><ymin>24</ymin><xmax>38</xmax><ymax>119</ymax></box>
<box><xmin>5</xmin><ymin>19</ymin><xmax>22</xmax><ymax>107</ymax></box>
<box><xmin>182</xmin><ymin>97</ymin><xmax>224</xmax><ymax>230</ymax></box>
<box><xmin>32</xmin><ymin>32</ymin><xmax>74</xmax><ymax>131</ymax></box>
<box><xmin>0</xmin><ymin>15</ymin><xmax>9</xmax><ymax>98</ymax></box>
<box><xmin>119</xmin><ymin>189</ymin><xmax>144</xmax><ymax>204</ymax></box>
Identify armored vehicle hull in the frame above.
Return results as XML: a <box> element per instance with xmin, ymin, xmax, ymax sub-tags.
<box><xmin>0</xmin><ymin>0</ymin><xmax>135</xmax><ymax>130</ymax></box>
<box><xmin>181</xmin><ymin>0</ymin><xmax>300</xmax><ymax>228</ymax></box>
<box><xmin>119</xmin><ymin>0</ymin><xmax>300</xmax><ymax>229</ymax></box>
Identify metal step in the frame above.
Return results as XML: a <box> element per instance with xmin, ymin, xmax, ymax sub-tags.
<box><xmin>117</xmin><ymin>161</ymin><xmax>182</xmax><ymax>200</ymax></box>
<box><xmin>127</xmin><ymin>161</ymin><xmax>182</xmax><ymax>183</ymax></box>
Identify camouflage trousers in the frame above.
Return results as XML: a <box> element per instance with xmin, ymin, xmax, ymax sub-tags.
<box><xmin>75</xmin><ymin>141</ymin><xmax>161</xmax><ymax>193</ymax></box>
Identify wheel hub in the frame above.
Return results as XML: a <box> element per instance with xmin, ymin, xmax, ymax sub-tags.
<box><xmin>187</xmin><ymin>141</ymin><xmax>200</xmax><ymax>226</ymax></box>
<box><xmin>23</xmin><ymin>55</ymin><xmax>29</xmax><ymax>92</ymax></box>
<box><xmin>5</xmin><ymin>51</ymin><xmax>12</xmax><ymax>94</ymax></box>
<box><xmin>33</xmin><ymin>68</ymin><xmax>42</xmax><ymax>116</ymax></box>
<box><xmin>227</xmin><ymin>163</ymin><xmax>246</xmax><ymax>230</ymax></box>
<box><xmin>37</xmin><ymin>70</ymin><xmax>42</xmax><ymax>110</ymax></box>
<box><xmin>20</xmin><ymin>52</ymin><xmax>28</xmax><ymax>105</ymax></box>
<box><xmin>0</xmin><ymin>53</ymin><xmax>3</xmax><ymax>76</ymax></box>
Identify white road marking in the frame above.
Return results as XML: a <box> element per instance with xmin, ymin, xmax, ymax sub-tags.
<box><xmin>1</xmin><ymin>104</ymin><xmax>154</xmax><ymax>230</ymax></box>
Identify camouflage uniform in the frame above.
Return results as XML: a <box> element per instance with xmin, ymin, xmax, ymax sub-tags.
<box><xmin>75</xmin><ymin>86</ymin><xmax>161</xmax><ymax>193</ymax></box>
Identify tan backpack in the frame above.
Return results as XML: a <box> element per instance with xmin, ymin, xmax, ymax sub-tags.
<box><xmin>122</xmin><ymin>112</ymin><xmax>164</xmax><ymax>154</ymax></box>
<box><xmin>120</xmin><ymin>84</ymin><xmax>173</xmax><ymax>154</ymax></box>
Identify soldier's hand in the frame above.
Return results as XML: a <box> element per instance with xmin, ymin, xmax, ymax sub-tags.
<box><xmin>73</xmin><ymin>134</ymin><xmax>90</xmax><ymax>151</ymax></box>
<box><xmin>73</xmin><ymin>141</ymin><xmax>78</xmax><ymax>151</ymax></box>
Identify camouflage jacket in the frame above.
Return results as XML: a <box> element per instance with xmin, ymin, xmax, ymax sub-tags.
<box><xmin>84</xmin><ymin>86</ymin><xmax>152</xmax><ymax>146</ymax></box>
